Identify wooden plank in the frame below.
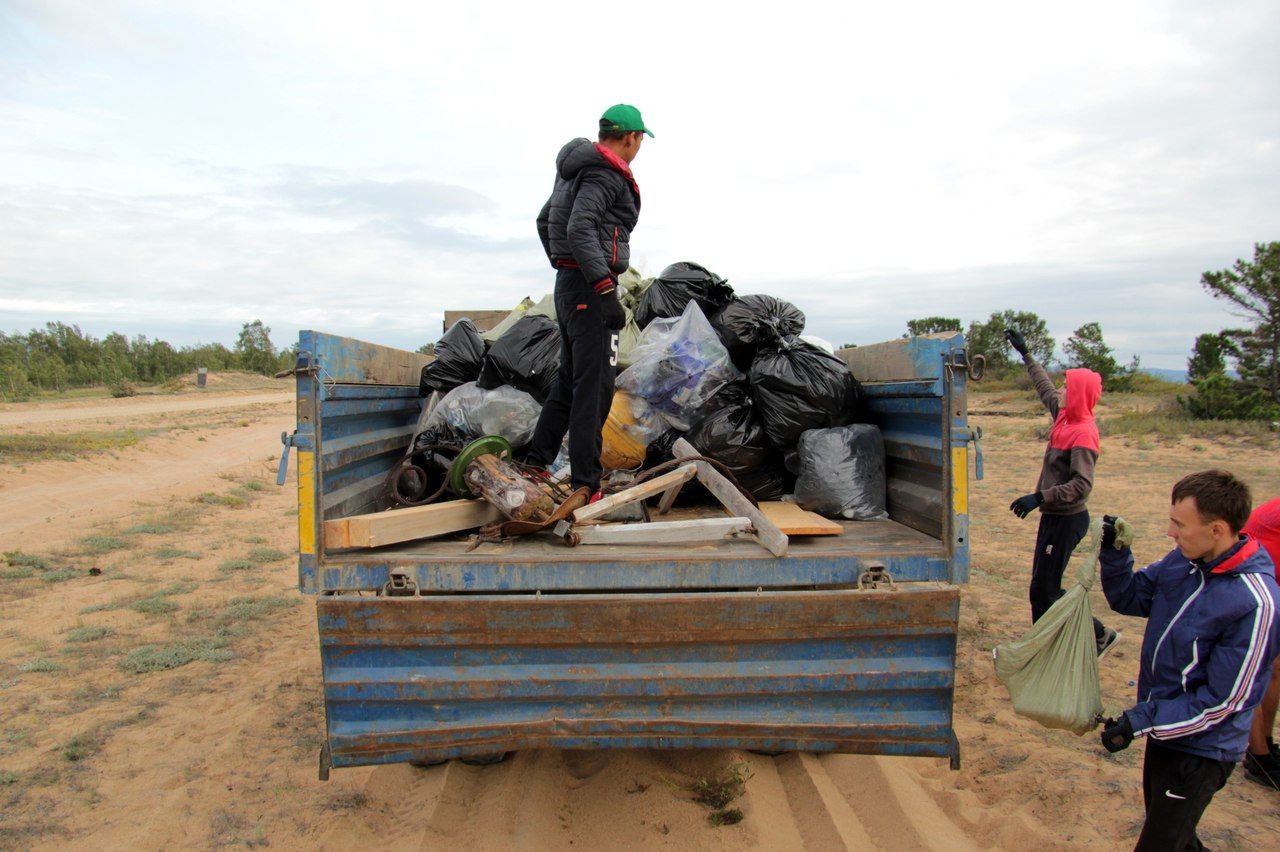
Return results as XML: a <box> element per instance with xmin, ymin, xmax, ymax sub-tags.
<box><xmin>757</xmin><ymin>502</ymin><xmax>844</xmax><ymax>536</ymax></box>
<box><xmin>571</xmin><ymin>465</ymin><xmax>697</xmax><ymax>524</ymax></box>
<box><xmin>656</xmin><ymin>477</ymin><xmax>689</xmax><ymax>515</ymax></box>
<box><xmin>325</xmin><ymin>499</ymin><xmax>503</xmax><ymax>549</ymax></box>
<box><xmin>571</xmin><ymin>517</ymin><xmax>752</xmax><ymax>546</ymax></box>
<box><xmin>673</xmin><ymin>438</ymin><xmax>788</xmax><ymax>557</ymax></box>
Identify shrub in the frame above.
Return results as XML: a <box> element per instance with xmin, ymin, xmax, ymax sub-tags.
<box><xmin>108</xmin><ymin>379</ymin><xmax>138</xmax><ymax>398</ymax></box>
<box><xmin>1178</xmin><ymin>374</ymin><xmax>1280</xmax><ymax>421</ymax></box>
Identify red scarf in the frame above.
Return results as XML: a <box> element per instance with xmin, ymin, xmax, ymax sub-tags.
<box><xmin>594</xmin><ymin>142</ymin><xmax>641</xmax><ymax>199</ymax></box>
<box><xmin>1048</xmin><ymin>368</ymin><xmax>1101</xmax><ymax>453</ymax></box>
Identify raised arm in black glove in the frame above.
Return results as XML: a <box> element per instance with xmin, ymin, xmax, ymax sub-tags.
<box><xmin>1005</xmin><ymin>329</ymin><xmax>1029</xmax><ymax>360</ymax></box>
<box><xmin>1010</xmin><ymin>492</ymin><xmax>1043</xmax><ymax>518</ymax></box>
<box><xmin>1100</xmin><ymin>714</ymin><xmax>1134</xmax><ymax>753</ymax></box>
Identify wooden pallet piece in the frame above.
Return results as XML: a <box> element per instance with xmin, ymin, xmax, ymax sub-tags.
<box><xmin>757</xmin><ymin>502</ymin><xmax>844</xmax><ymax>536</ymax></box>
<box><xmin>324</xmin><ymin>499</ymin><xmax>503</xmax><ymax>549</ymax></box>
<box><xmin>672</xmin><ymin>438</ymin><xmax>789</xmax><ymax>557</ymax></box>
<box><xmin>562</xmin><ymin>517</ymin><xmax>753</xmax><ymax>546</ymax></box>
<box><xmin>571</xmin><ymin>464</ymin><xmax>697</xmax><ymax>524</ymax></box>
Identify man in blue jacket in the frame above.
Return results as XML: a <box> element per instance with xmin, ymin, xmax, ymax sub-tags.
<box><xmin>1098</xmin><ymin>469</ymin><xmax>1280</xmax><ymax>851</ymax></box>
<box><xmin>525</xmin><ymin>104</ymin><xmax>652</xmax><ymax>498</ymax></box>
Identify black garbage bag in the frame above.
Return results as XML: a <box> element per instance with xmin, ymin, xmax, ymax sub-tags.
<box><xmin>476</xmin><ymin>314</ymin><xmax>560</xmax><ymax>402</ymax></box>
<box><xmin>749</xmin><ymin>335</ymin><xmax>864</xmax><ymax>450</ymax></box>
<box><xmin>642</xmin><ymin>428</ymin><xmax>682</xmax><ymax>469</ymax></box>
<box><xmin>418</xmin><ymin>318</ymin><xmax>485</xmax><ymax>396</ymax></box>
<box><xmin>634</xmin><ymin>261</ymin><xmax>735</xmax><ymax>329</ymax></box>
<box><xmin>794</xmin><ymin>425</ymin><xmax>889</xmax><ymax>520</ymax></box>
<box><xmin>685</xmin><ymin>380</ymin><xmax>786</xmax><ymax>500</ymax></box>
<box><xmin>712</xmin><ymin>295</ymin><xmax>806</xmax><ymax>371</ymax></box>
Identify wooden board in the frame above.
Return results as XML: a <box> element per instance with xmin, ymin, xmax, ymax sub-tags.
<box><xmin>572</xmin><ymin>465</ymin><xmax>697</xmax><ymax>524</ymax></box>
<box><xmin>756</xmin><ymin>502</ymin><xmax>844</xmax><ymax>536</ymax></box>
<box><xmin>672</xmin><ymin>438</ymin><xmax>788</xmax><ymax>557</ymax></box>
<box><xmin>569</xmin><ymin>517</ymin><xmax>752</xmax><ymax>546</ymax></box>
<box><xmin>324</xmin><ymin>499</ymin><xmax>503</xmax><ymax>549</ymax></box>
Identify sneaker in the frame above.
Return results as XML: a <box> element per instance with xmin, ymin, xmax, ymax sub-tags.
<box><xmin>588</xmin><ymin>490</ymin><xmax>604</xmax><ymax>504</ymax></box>
<box><xmin>1096</xmin><ymin>628</ymin><xmax>1122</xmax><ymax>659</ymax></box>
<box><xmin>1243</xmin><ymin>750</ymin><xmax>1280</xmax><ymax>791</ymax></box>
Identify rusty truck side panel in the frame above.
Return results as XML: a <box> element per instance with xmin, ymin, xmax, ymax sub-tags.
<box><xmin>318</xmin><ymin>587</ymin><xmax>959</xmax><ymax>767</ymax></box>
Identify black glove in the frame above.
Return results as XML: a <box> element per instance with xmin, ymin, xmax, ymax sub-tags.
<box><xmin>1010</xmin><ymin>492</ymin><xmax>1043</xmax><ymax>518</ymax></box>
<box><xmin>1101</xmin><ymin>714</ymin><xmax>1134</xmax><ymax>753</ymax></box>
<box><xmin>1102</xmin><ymin>515</ymin><xmax>1120</xmax><ymax>549</ymax></box>
<box><xmin>1005</xmin><ymin>329</ymin><xmax>1029</xmax><ymax>359</ymax></box>
<box><xmin>599</xmin><ymin>290</ymin><xmax>626</xmax><ymax>331</ymax></box>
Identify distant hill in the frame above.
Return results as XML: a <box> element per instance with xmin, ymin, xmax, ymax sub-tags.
<box><xmin>1142</xmin><ymin>367</ymin><xmax>1188</xmax><ymax>384</ymax></box>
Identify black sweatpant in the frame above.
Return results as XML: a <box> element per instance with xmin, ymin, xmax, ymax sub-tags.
<box><xmin>525</xmin><ymin>268</ymin><xmax>617</xmax><ymax>492</ymax></box>
<box><xmin>1029</xmin><ymin>510</ymin><xmax>1106</xmax><ymax>641</ymax></box>
<box><xmin>1135</xmin><ymin>739</ymin><xmax>1233</xmax><ymax>852</ymax></box>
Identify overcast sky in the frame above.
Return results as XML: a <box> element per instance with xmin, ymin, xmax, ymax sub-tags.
<box><xmin>2</xmin><ymin>0</ymin><xmax>1277</xmax><ymax>369</ymax></box>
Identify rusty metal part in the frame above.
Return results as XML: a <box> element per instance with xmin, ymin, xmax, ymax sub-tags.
<box><xmin>477</xmin><ymin>486</ymin><xmax>592</xmax><ymax>541</ymax></box>
<box><xmin>386</xmin><ymin>443</ymin><xmax>457</xmax><ymax>507</ymax></box>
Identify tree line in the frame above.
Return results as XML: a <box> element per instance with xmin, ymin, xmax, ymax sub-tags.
<box><xmin>0</xmin><ymin>320</ymin><xmax>293</xmax><ymax>400</ymax></box>
<box><xmin>906</xmin><ymin>242</ymin><xmax>1279</xmax><ymax>421</ymax></box>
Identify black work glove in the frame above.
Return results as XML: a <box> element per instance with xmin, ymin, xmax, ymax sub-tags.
<box><xmin>1010</xmin><ymin>492</ymin><xmax>1043</xmax><ymax>518</ymax></box>
<box><xmin>599</xmin><ymin>289</ymin><xmax>626</xmax><ymax>331</ymax></box>
<box><xmin>1005</xmin><ymin>329</ymin><xmax>1029</xmax><ymax>359</ymax></box>
<box><xmin>1102</xmin><ymin>515</ymin><xmax>1120</xmax><ymax>549</ymax></box>
<box><xmin>1101</xmin><ymin>714</ymin><xmax>1134</xmax><ymax>753</ymax></box>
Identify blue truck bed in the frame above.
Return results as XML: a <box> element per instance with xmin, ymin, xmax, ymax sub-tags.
<box><xmin>283</xmin><ymin>330</ymin><xmax>980</xmax><ymax>775</ymax></box>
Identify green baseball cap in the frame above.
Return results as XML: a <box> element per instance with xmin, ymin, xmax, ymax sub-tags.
<box><xmin>600</xmin><ymin>103</ymin><xmax>654</xmax><ymax>138</ymax></box>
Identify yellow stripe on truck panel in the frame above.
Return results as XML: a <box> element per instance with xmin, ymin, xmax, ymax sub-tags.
<box><xmin>298</xmin><ymin>450</ymin><xmax>316</xmax><ymax>554</ymax></box>
<box><xmin>951</xmin><ymin>447</ymin><xmax>968</xmax><ymax>515</ymax></box>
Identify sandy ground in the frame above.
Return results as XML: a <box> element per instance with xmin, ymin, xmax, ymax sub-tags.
<box><xmin>1</xmin><ymin>383</ymin><xmax>1279</xmax><ymax>849</ymax></box>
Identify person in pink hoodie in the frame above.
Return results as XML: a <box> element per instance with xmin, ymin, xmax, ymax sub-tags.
<box><xmin>1005</xmin><ymin>329</ymin><xmax>1119</xmax><ymax>657</ymax></box>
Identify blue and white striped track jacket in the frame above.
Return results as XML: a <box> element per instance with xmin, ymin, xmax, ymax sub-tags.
<box><xmin>1101</xmin><ymin>535</ymin><xmax>1280</xmax><ymax>762</ymax></box>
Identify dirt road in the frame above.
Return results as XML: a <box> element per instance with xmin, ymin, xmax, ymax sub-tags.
<box><xmin>1</xmin><ymin>388</ymin><xmax>1278</xmax><ymax>849</ymax></box>
<box><xmin>0</xmin><ymin>391</ymin><xmax>294</xmax><ymax>548</ymax></box>
<box><xmin>0</xmin><ymin>391</ymin><xmax>293</xmax><ymax>428</ymax></box>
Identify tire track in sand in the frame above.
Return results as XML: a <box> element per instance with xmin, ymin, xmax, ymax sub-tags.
<box><xmin>314</xmin><ymin>747</ymin><xmax>1020</xmax><ymax>850</ymax></box>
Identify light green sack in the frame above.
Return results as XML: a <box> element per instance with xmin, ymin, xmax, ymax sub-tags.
<box><xmin>993</xmin><ymin>519</ymin><xmax>1107</xmax><ymax>735</ymax></box>
<box><xmin>482</xmin><ymin>297</ymin><xmax>536</xmax><ymax>343</ymax></box>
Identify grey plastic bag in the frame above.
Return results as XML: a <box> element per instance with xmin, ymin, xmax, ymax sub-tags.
<box><xmin>423</xmin><ymin>382</ymin><xmax>542</xmax><ymax>449</ymax></box>
<box><xmin>992</xmin><ymin>520</ymin><xmax>1128</xmax><ymax>735</ymax></box>
<box><xmin>793</xmin><ymin>425</ymin><xmax>889</xmax><ymax>520</ymax></box>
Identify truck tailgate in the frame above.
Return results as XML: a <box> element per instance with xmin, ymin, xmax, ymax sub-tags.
<box><xmin>317</xmin><ymin>585</ymin><xmax>959</xmax><ymax>769</ymax></box>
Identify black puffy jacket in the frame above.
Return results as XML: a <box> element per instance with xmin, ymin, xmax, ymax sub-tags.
<box><xmin>537</xmin><ymin>138</ymin><xmax>641</xmax><ymax>289</ymax></box>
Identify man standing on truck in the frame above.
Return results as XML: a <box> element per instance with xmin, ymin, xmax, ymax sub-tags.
<box><xmin>524</xmin><ymin>104</ymin><xmax>652</xmax><ymax>499</ymax></box>
<box><xmin>1097</xmin><ymin>470</ymin><xmax>1280</xmax><ymax>851</ymax></box>
<box><xmin>1004</xmin><ymin>329</ymin><xmax>1119</xmax><ymax>656</ymax></box>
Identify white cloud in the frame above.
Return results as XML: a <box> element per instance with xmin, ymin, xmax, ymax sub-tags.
<box><xmin>0</xmin><ymin>0</ymin><xmax>1277</xmax><ymax>367</ymax></box>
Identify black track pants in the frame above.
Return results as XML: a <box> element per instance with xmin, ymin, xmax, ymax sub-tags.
<box><xmin>1134</xmin><ymin>739</ymin><xmax>1233</xmax><ymax>852</ymax></box>
<box><xmin>1029</xmin><ymin>510</ymin><xmax>1106</xmax><ymax>641</ymax></box>
<box><xmin>526</xmin><ymin>268</ymin><xmax>616</xmax><ymax>492</ymax></box>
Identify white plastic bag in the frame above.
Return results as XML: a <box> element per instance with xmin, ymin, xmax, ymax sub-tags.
<box><xmin>616</xmin><ymin>301</ymin><xmax>741</xmax><ymax>430</ymax></box>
